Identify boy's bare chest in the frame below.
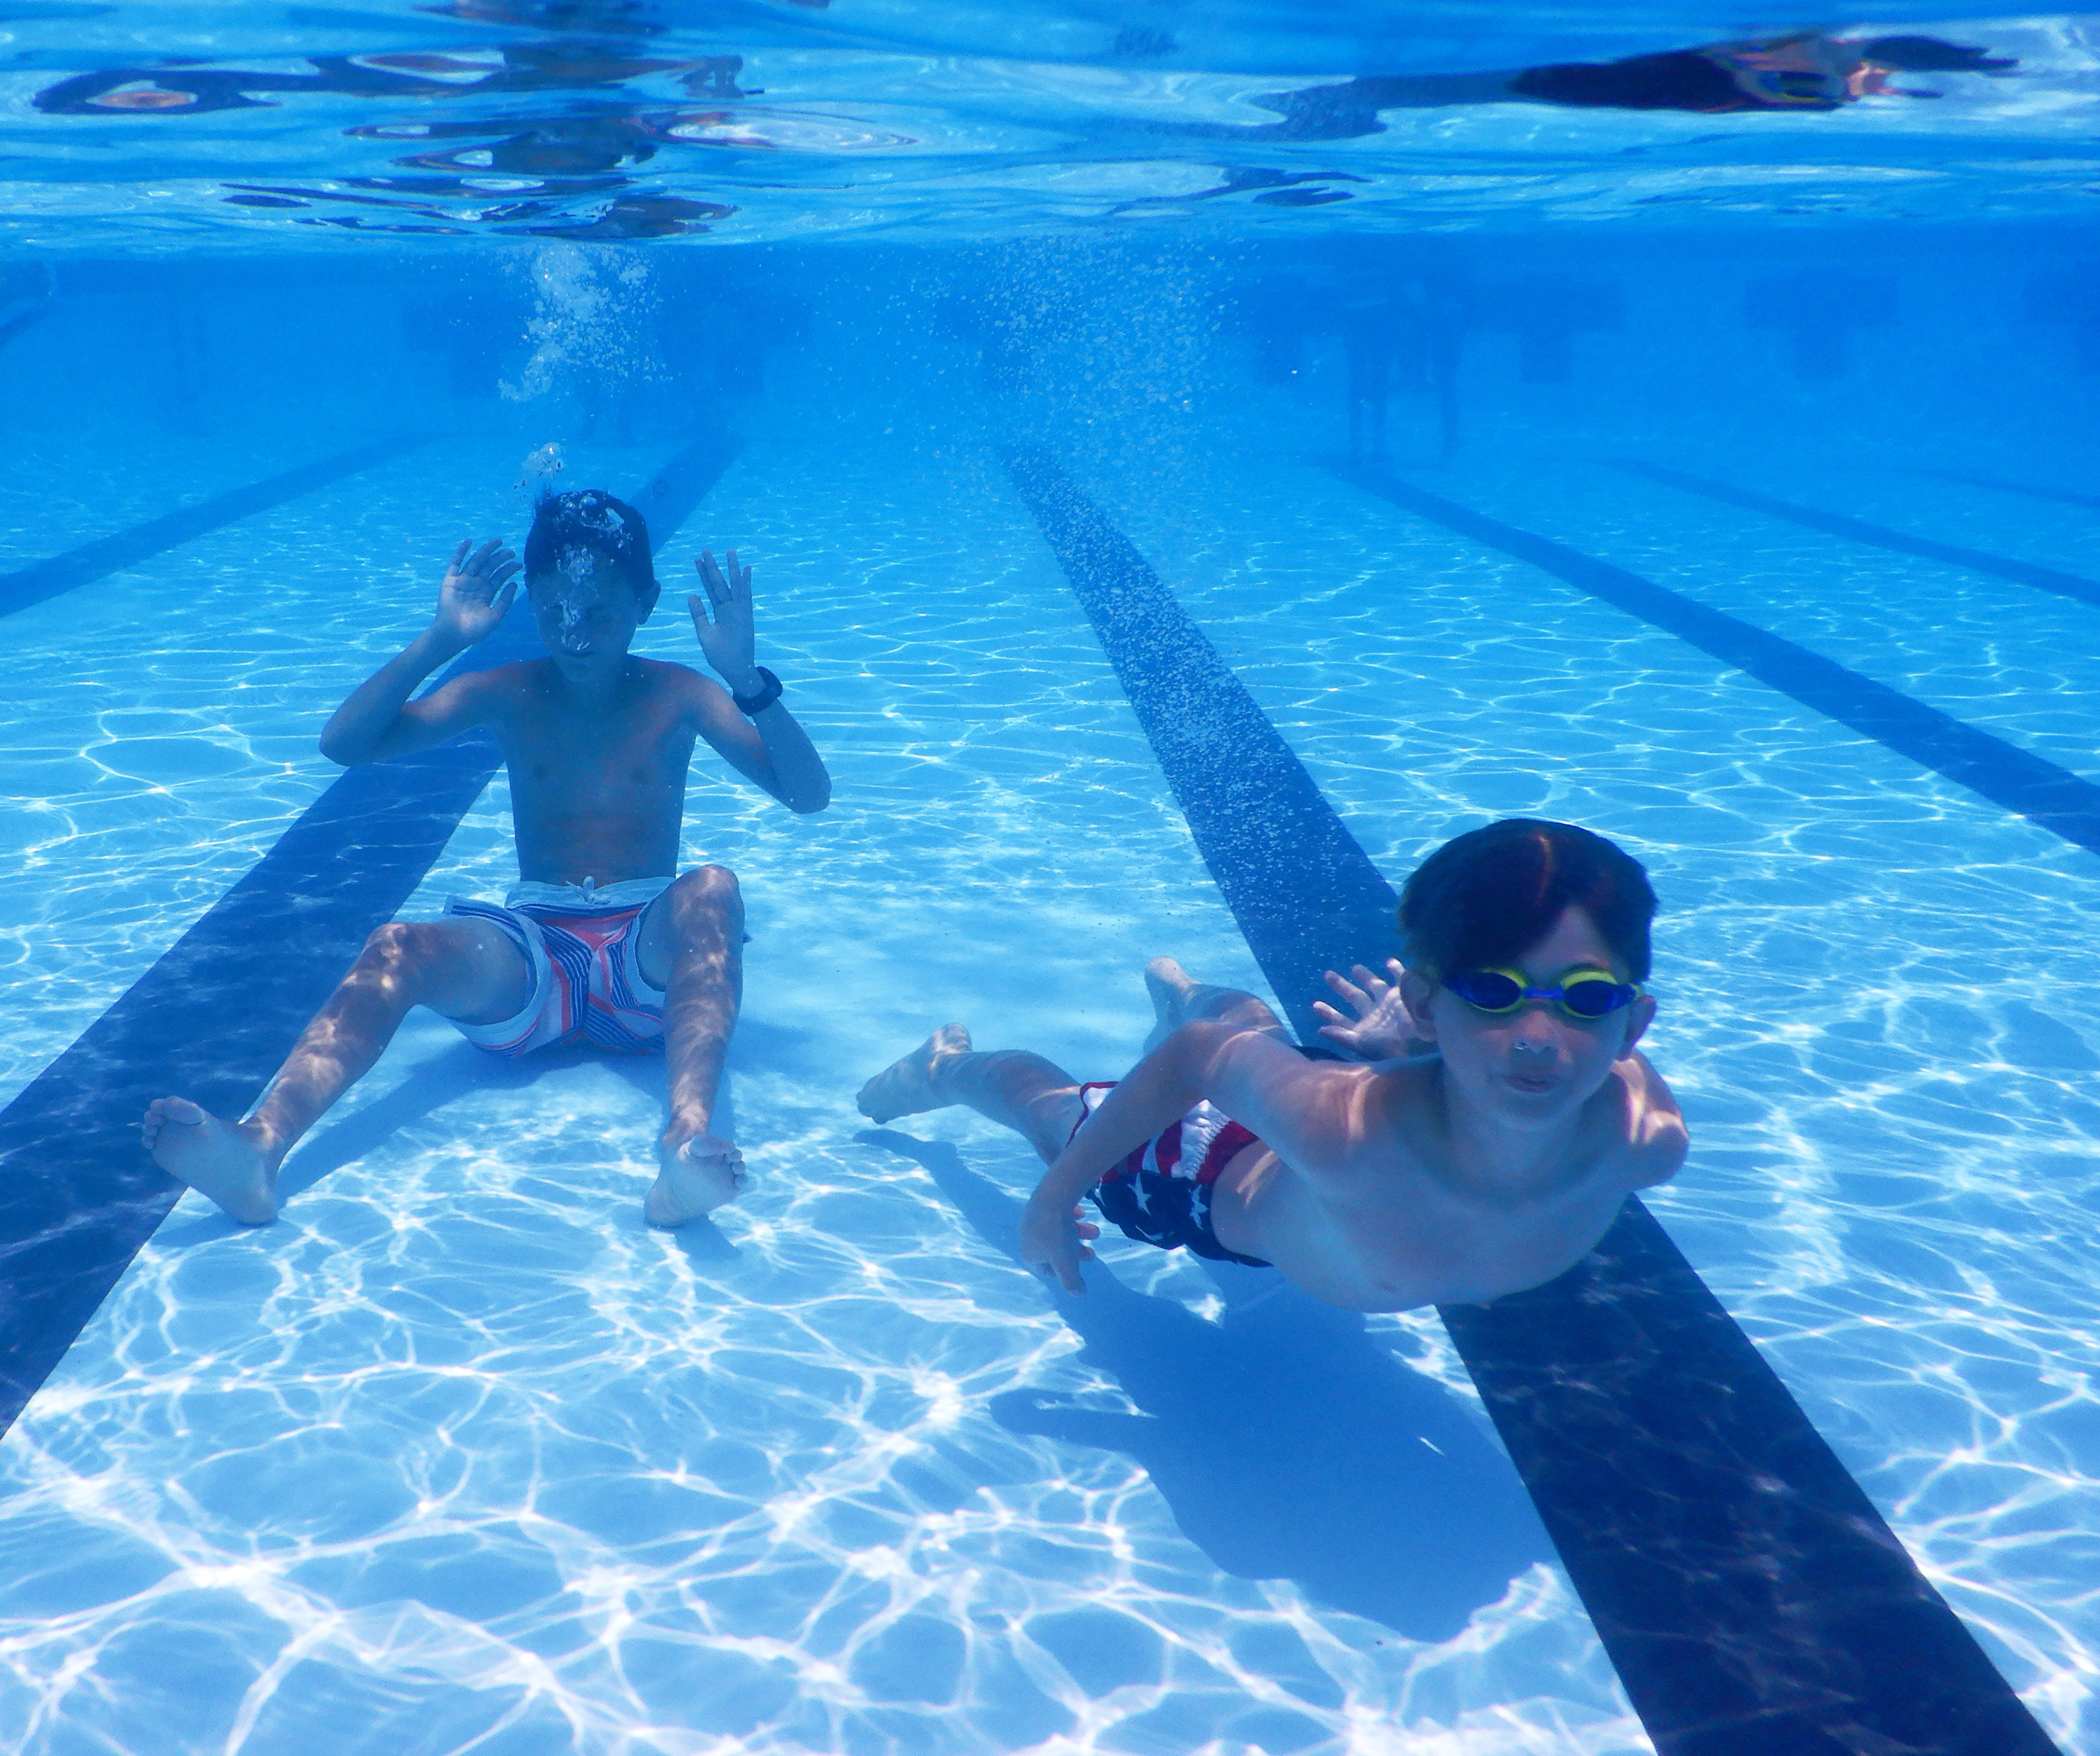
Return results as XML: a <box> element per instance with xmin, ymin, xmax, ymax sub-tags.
<box><xmin>1253</xmin><ymin>1139</ymin><xmax>1629</xmax><ymax>1309</ymax></box>
<box><xmin>1350</xmin><ymin>1147</ymin><xmax>1632</xmax><ymax>1302</ymax></box>
<box><xmin>501</xmin><ymin>701</ymin><xmax>695</xmax><ymax>801</ymax></box>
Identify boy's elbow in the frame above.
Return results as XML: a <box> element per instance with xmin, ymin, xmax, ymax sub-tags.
<box><xmin>317</xmin><ymin>732</ymin><xmax>371</xmax><ymax>767</ymax></box>
<box><xmin>1631</xmin><ymin>1118</ymin><xmax>1689</xmax><ymax>1189</ymax></box>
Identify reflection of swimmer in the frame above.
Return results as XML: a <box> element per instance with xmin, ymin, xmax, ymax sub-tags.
<box><xmin>33</xmin><ymin>43</ymin><xmax>735</xmax><ymax>116</ymax></box>
<box><xmin>1509</xmin><ymin>31</ymin><xmax>2015</xmax><ymax>112</ymax></box>
<box><xmin>517</xmin><ymin>192</ymin><xmax>733</xmax><ymax>240</ymax></box>
<box><xmin>368</xmin><ymin>114</ymin><xmax>661</xmax><ymax>178</ymax></box>
<box><xmin>414</xmin><ymin>0</ymin><xmax>661</xmax><ymax>34</ymax></box>
<box><xmin>1116</xmin><ymin>165</ymin><xmax>1366</xmax><ymax>214</ymax></box>
<box><xmin>225</xmin><ymin>179</ymin><xmax>731</xmax><ymax>239</ymax></box>
<box><xmin>1198</xmin><ymin>32</ymin><xmax>2017</xmax><ymax>142</ymax></box>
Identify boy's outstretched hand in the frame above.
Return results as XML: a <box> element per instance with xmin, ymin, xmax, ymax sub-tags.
<box><xmin>1313</xmin><ymin>959</ymin><xmax>1424</xmax><ymax>1060</ymax></box>
<box><xmin>432</xmin><ymin>538</ymin><xmax>520</xmax><ymax>649</ymax></box>
<box><xmin>689</xmin><ymin>548</ymin><xmax>760</xmax><ymax>692</ymax></box>
<box><xmin>1018</xmin><ymin>1195</ymin><xmax>1101</xmax><ymax>1295</ymax></box>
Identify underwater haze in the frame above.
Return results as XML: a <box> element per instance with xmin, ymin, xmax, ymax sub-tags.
<box><xmin>4</xmin><ymin>5</ymin><xmax>2100</xmax><ymax>1756</ymax></box>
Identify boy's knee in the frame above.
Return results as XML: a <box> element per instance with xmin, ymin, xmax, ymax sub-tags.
<box><xmin>361</xmin><ymin>921</ymin><xmax>423</xmax><ymax>967</ymax></box>
<box><xmin>360</xmin><ymin>919</ymin><xmax>468</xmax><ymax>977</ymax></box>
<box><xmin>670</xmin><ymin>864</ymin><xmax>743</xmax><ymax>921</ymax></box>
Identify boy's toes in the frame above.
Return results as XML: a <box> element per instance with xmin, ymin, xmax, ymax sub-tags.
<box><xmin>646</xmin><ymin>1133</ymin><xmax>748</xmax><ymax>1227</ymax></box>
<box><xmin>141</xmin><ymin>1095</ymin><xmax>201</xmax><ymax>1143</ymax></box>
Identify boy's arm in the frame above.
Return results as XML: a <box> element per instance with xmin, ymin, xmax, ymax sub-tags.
<box><xmin>684</xmin><ymin>549</ymin><xmax>831</xmax><ymax>814</ymax></box>
<box><xmin>320</xmin><ymin>539</ymin><xmax>519</xmax><ymax>766</ymax></box>
<box><xmin>1019</xmin><ymin>1030</ymin><xmax>1212</xmax><ymax>1293</ymax></box>
<box><xmin>1020</xmin><ymin>1021</ymin><xmax>1355</xmax><ymax>1292</ymax></box>
<box><xmin>1616</xmin><ymin>1049</ymin><xmax>1689</xmax><ymax>1189</ymax></box>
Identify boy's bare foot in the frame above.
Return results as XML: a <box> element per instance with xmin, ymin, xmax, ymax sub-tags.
<box><xmin>856</xmin><ymin>1024</ymin><xmax>971</xmax><ymax>1123</ymax></box>
<box><xmin>141</xmin><ymin>1096</ymin><xmax>279</xmax><ymax>1225</ymax></box>
<box><xmin>646</xmin><ymin>1131</ymin><xmax>748</xmax><ymax>1227</ymax></box>
<box><xmin>1143</xmin><ymin>957</ymin><xmax>1198</xmax><ymax>1053</ymax></box>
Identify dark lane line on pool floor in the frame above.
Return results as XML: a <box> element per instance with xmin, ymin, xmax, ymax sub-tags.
<box><xmin>1911</xmin><ymin>465</ymin><xmax>2100</xmax><ymax>517</ymax></box>
<box><xmin>1332</xmin><ymin>459</ymin><xmax>2100</xmax><ymax>866</ymax></box>
<box><xmin>1622</xmin><ymin>460</ymin><xmax>2100</xmax><ymax>612</ymax></box>
<box><xmin>1006</xmin><ymin>445</ymin><xmax>2060</xmax><ymax>1756</ymax></box>
<box><xmin>0</xmin><ymin>434</ymin><xmax>737</xmax><ymax>1437</ymax></box>
<box><xmin>0</xmin><ymin>432</ymin><xmax>434</xmax><ymax>619</ymax></box>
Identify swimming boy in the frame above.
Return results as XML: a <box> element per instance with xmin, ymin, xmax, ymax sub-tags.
<box><xmin>857</xmin><ymin>819</ymin><xmax>1685</xmax><ymax>1311</ymax></box>
<box><xmin>143</xmin><ymin>488</ymin><xmax>830</xmax><ymax>1226</ymax></box>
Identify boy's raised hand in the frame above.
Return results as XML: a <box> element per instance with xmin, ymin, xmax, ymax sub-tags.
<box><xmin>433</xmin><ymin>538</ymin><xmax>520</xmax><ymax>648</ymax></box>
<box><xmin>689</xmin><ymin>548</ymin><xmax>759</xmax><ymax>691</ymax></box>
<box><xmin>1313</xmin><ymin>959</ymin><xmax>1424</xmax><ymax>1060</ymax></box>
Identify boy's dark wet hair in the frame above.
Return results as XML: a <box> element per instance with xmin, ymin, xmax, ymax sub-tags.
<box><xmin>1401</xmin><ymin>818</ymin><xmax>1655</xmax><ymax>983</ymax></box>
<box><xmin>524</xmin><ymin>488</ymin><xmax>655</xmax><ymax>594</ymax></box>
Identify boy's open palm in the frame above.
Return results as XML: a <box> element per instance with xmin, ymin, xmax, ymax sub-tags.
<box><xmin>433</xmin><ymin>538</ymin><xmax>519</xmax><ymax>647</ymax></box>
<box><xmin>1314</xmin><ymin>959</ymin><xmax>1423</xmax><ymax>1060</ymax></box>
<box><xmin>689</xmin><ymin>548</ymin><xmax>758</xmax><ymax>688</ymax></box>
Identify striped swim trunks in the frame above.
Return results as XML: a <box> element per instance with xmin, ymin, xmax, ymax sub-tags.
<box><xmin>445</xmin><ymin>876</ymin><xmax>671</xmax><ymax>1058</ymax></box>
<box><xmin>1070</xmin><ymin>1080</ymin><xmax>1273</xmax><ymax>1269</ymax></box>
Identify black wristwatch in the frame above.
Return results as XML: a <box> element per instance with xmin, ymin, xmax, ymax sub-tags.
<box><xmin>732</xmin><ymin>667</ymin><xmax>783</xmax><ymax>716</ymax></box>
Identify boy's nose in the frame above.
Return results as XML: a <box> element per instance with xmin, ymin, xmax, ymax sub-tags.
<box><xmin>1509</xmin><ymin>1005</ymin><xmax>1559</xmax><ymax>1047</ymax></box>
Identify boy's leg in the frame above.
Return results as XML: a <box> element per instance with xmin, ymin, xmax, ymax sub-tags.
<box><xmin>634</xmin><ymin>865</ymin><xmax>750</xmax><ymax>1226</ymax></box>
<box><xmin>857</xmin><ymin>1027</ymin><xmax>1086</xmax><ymax>1166</ymax></box>
<box><xmin>1141</xmin><ymin>956</ymin><xmax>1286</xmax><ymax>1052</ymax></box>
<box><xmin>141</xmin><ymin>918</ymin><xmax>532</xmax><ymax>1224</ymax></box>
<box><xmin>857</xmin><ymin>954</ymin><xmax>1283</xmax><ymax>1156</ymax></box>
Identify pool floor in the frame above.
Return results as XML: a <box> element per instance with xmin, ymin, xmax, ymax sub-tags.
<box><xmin>2</xmin><ymin>410</ymin><xmax>2097</xmax><ymax>1754</ymax></box>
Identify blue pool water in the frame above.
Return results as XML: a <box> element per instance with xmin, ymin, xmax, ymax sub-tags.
<box><xmin>4</xmin><ymin>5</ymin><xmax>2100</xmax><ymax>1754</ymax></box>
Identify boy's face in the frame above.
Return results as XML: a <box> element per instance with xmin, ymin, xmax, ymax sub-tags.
<box><xmin>527</xmin><ymin>549</ymin><xmax>657</xmax><ymax>676</ymax></box>
<box><xmin>1401</xmin><ymin>903</ymin><xmax>1654</xmax><ymax>1135</ymax></box>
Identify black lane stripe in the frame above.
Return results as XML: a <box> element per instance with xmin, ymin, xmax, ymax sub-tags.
<box><xmin>1330</xmin><ymin>461</ymin><xmax>2100</xmax><ymax>864</ymax></box>
<box><xmin>0</xmin><ymin>435</ymin><xmax>737</xmax><ymax>1436</ymax></box>
<box><xmin>0</xmin><ymin>433</ymin><xmax>434</xmax><ymax>618</ymax></box>
<box><xmin>1912</xmin><ymin>467</ymin><xmax>2100</xmax><ymax>517</ymax></box>
<box><xmin>1003</xmin><ymin>445</ymin><xmax>2059</xmax><ymax>1756</ymax></box>
<box><xmin>1623</xmin><ymin>461</ymin><xmax>2100</xmax><ymax>612</ymax></box>
<box><xmin>998</xmin><ymin>455</ymin><xmax>1392</xmax><ymax>1047</ymax></box>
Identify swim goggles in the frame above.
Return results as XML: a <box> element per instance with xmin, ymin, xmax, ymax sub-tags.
<box><xmin>1440</xmin><ymin>966</ymin><xmax>1641</xmax><ymax>1021</ymax></box>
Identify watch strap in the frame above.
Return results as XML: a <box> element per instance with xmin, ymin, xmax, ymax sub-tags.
<box><xmin>732</xmin><ymin>666</ymin><xmax>783</xmax><ymax>716</ymax></box>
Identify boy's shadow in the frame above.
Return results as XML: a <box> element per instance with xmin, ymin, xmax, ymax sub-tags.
<box><xmin>153</xmin><ymin>1034</ymin><xmax>787</xmax><ymax>1266</ymax></box>
<box><xmin>860</xmin><ymin>1129</ymin><xmax>1552</xmax><ymax>1643</ymax></box>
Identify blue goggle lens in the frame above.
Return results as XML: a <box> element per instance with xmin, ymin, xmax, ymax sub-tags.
<box><xmin>1444</xmin><ymin>970</ymin><xmax>1638</xmax><ymax>1019</ymax></box>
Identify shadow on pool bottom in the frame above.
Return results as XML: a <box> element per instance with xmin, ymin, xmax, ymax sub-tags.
<box><xmin>860</xmin><ymin>1128</ymin><xmax>1553</xmax><ymax>1644</ymax></box>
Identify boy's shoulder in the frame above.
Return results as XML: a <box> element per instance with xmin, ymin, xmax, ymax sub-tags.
<box><xmin>1607</xmin><ymin>1052</ymin><xmax>1687</xmax><ymax>1189</ymax></box>
<box><xmin>633</xmin><ymin>655</ymin><xmax>708</xmax><ymax>688</ymax></box>
<box><xmin>635</xmin><ymin>655</ymin><xmax>737</xmax><ymax>716</ymax></box>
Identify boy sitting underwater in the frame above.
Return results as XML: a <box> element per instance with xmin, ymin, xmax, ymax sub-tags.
<box><xmin>857</xmin><ymin>818</ymin><xmax>1685</xmax><ymax>1310</ymax></box>
<box><xmin>143</xmin><ymin>488</ymin><xmax>831</xmax><ymax>1226</ymax></box>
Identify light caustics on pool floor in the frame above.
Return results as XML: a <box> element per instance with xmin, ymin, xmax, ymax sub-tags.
<box><xmin>1</xmin><ymin>428</ymin><xmax>2099</xmax><ymax>1754</ymax></box>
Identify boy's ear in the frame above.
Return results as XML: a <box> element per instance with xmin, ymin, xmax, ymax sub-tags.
<box><xmin>637</xmin><ymin>576</ymin><xmax>662</xmax><ymax>622</ymax></box>
<box><xmin>1619</xmin><ymin>993</ymin><xmax>1657</xmax><ymax>1057</ymax></box>
<box><xmin>1400</xmin><ymin>970</ymin><xmax>1439</xmax><ymax>1043</ymax></box>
